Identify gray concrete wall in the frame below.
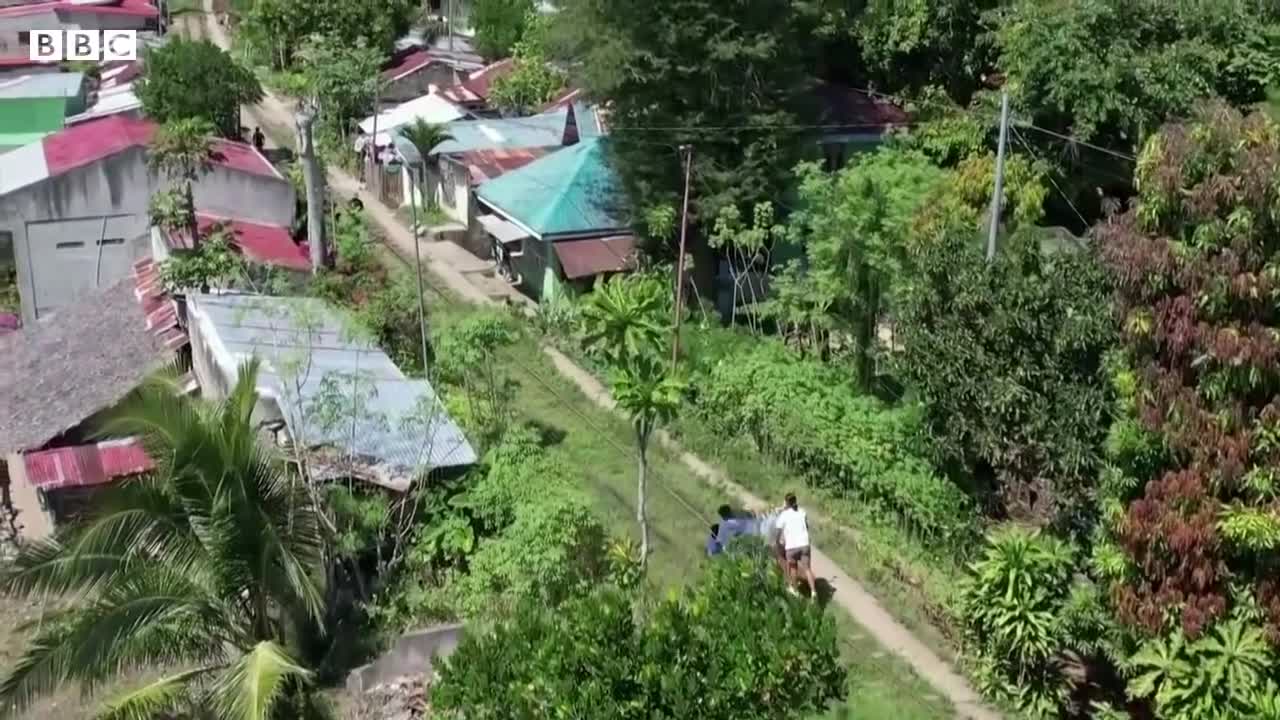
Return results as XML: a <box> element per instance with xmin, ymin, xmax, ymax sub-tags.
<box><xmin>1</xmin><ymin>148</ymin><xmax>295</xmax><ymax>323</ymax></box>
<box><xmin>345</xmin><ymin>623</ymin><xmax>465</xmax><ymax>695</ymax></box>
<box><xmin>193</xmin><ymin>164</ymin><xmax>295</xmax><ymax>227</ymax></box>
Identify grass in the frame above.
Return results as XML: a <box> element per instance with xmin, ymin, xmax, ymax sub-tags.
<box><xmin>372</xmin><ymin>251</ymin><xmax>957</xmax><ymax>719</ymax></box>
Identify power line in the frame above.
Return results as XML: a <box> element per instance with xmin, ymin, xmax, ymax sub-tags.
<box><xmin>1011</xmin><ymin>125</ymin><xmax>1090</xmax><ymax>230</ymax></box>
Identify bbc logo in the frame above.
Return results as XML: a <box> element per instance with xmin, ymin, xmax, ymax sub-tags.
<box><xmin>28</xmin><ymin>30</ymin><xmax>138</xmax><ymax>62</ymax></box>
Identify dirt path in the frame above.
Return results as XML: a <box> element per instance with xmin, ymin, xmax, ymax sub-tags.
<box><xmin>196</xmin><ymin>8</ymin><xmax>1000</xmax><ymax>717</ymax></box>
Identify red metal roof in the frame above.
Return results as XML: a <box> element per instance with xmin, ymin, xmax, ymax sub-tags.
<box><xmin>42</xmin><ymin>115</ymin><xmax>279</xmax><ymax>179</ymax></box>
<box><xmin>439</xmin><ymin>58</ymin><xmax>513</xmax><ymax>105</ymax></box>
<box><xmin>382</xmin><ymin>49</ymin><xmax>439</xmax><ymax>81</ymax></box>
<box><xmin>0</xmin><ymin>55</ymin><xmax>58</xmax><ymax>68</ymax></box>
<box><xmin>0</xmin><ymin>0</ymin><xmax>158</xmax><ymax>18</ymax></box>
<box><xmin>132</xmin><ymin>257</ymin><xmax>188</xmax><ymax>351</ymax></box>
<box><xmin>456</xmin><ymin>147</ymin><xmax>548</xmax><ymax>184</ymax></box>
<box><xmin>541</xmin><ymin>87</ymin><xmax>582</xmax><ymax>112</ymax></box>
<box><xmin>811</xmin><ymin>83</ymin><xmax>909</xmax><ymax>131</ymax></box>
<box><xmin>0</xmin><ymin>312</ymin><xmax>19</xmax><ymax>336</ymax></box>
<box><xmin>553</xmin><ymin>235</ymin><xmax>637</xmax><ymax>280</ymax></box>
<box><xmin>23</xmin><ymin>437</ymin><xmax>153</xmax><ymax>491</ymax></box>
<box><xmin>172</xmin><ymin>214</ymin><xmax>310</xmax><ymax>271</ymax></box>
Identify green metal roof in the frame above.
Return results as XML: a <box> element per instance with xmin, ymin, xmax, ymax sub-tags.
<box><xmin>0</xmin><ymin>97</ymin><xmax>66</xmax><ymax>134</ymax></box>
<box><xmin>0</xmin><ymin>131</ymin><xmax>53</xmax><ymax>149</ymax></box>
<box><xmin>475</xmin><ymin>138</ymin><xmax>627</xmax><ymax>238</ymax></box>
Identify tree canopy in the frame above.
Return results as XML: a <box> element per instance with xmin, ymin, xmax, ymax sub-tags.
<box><xmin>432</xmin><ymin>552</ymin><xmax>846</xmax><ymax>719</ymax></box>
<box><xmin>0</xmin><ymin>362</ymin><xmax>327</xmax><ymax>720</ymax></box>
<box><xmin>137</xmin><ymin>38</ymin><xmax>262</xmax><ymax>138</ymax></box>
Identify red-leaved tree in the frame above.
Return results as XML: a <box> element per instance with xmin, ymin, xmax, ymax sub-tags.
<box><xmin>1098</xmin><ymin>101</ymin><xmax>1280</xmax><ymax>640</ymax></box>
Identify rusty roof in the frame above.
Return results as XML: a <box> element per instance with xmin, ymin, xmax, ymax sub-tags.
<box><xmin>553</xmin><ymin>235</ymin><xmax>637</xmax><ymax>280</ymax></box>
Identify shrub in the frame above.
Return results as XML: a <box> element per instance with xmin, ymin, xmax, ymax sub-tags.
<box><xmin>432</xmin><ymin>551</ymin><xmax>847</xmax><ymax>719</ymax></box>
<box><xmin>959</xmin><ymin>526</ymin><xmax>1079</xmax><ymax>717</ymax></box>
<box><xmin>695</xmin><ymin>341</ymin><xmax>974</xmax><ymax>544</ymax></box>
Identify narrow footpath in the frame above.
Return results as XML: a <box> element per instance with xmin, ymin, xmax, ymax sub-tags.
<box><xmin>196</xmin><ymin>8</ymin><xmax>1000</xmax><ymax>717</ymax></box>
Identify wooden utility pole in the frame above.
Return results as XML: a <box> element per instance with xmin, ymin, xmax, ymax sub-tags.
<box><xmin>671</xmin><ymin>144</ymin><xmax>693</xmax><ymax>369</ymax></box>
<box><xmin>295</xmin><ymin>105</ymin><xmax>329</xmax><ymax>273</ymax></box>
<box><xmin>986</xmin><ymin>90</ymin><xmax>1010</xmax><ymax>262</ymax></box>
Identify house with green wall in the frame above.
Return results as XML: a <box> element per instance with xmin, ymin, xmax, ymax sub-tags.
<box><xmin>474</xmin><ymin>137</ymin><xmax>636</xmax><ymax>302</ymax></box>
<box><xmin>0</xmin><ymin>73</ymin><xmax>88</xmax><ymax>152</ymax></box>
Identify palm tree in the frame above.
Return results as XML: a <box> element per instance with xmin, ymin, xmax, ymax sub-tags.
<box><xmin>398</xmin><ymin>119</ymin><xmax>453</xmax><ymax>208</ymax></box>
<box><xmin>149</xmin><ymin>118</ymin><xmax>216</xmax><ymax>245</ymax></box>
<box><xmin>0</xmin><ymin>361</ymin><xmax>327</xmax><ymax>720</ymax></box>
<box><xmin>611</xmin><ymin>353</ymin><xmax>686</xmax><ymax>568</ymax></box>
<box><xmin>579</xmin><ymin>275</ymin><xmax>667</xmax><ymax>367</ymax></box>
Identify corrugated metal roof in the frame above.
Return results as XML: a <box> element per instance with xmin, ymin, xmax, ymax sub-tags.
<box><xmin>0</xmin><ymin>72</ymin><xmax>83</xmax><ymax>99</ymax></box>
<box><xmin>357</xmin><ymin>92</ymin><xmax>464</xmax><ymax>148</ymax></box>
<box><xmin>456</xmin><ymin>146</ymin><xmax>547</xmax><ymax>183</ymax></box>
<box><xmin>0</xmin><ymin>115</ymin><xmax>282</xmax><ymax>197</ymax></box>
<box><xmin>438</xmin><ymin>58</ymin><xmax>513</xmax><ymax>105</ymax></box>
<box><xmin>0</xmin><ymin>0</ymin><xmax>158</xmax><ymax>18</ymax></box>
<box><xmin>553</xmin><ymin>235</ymin><xmax>637</xmax><ymax>279</ymax></box>
<box><xmin>191</xmin><ymin>294</ymin><xmax>477</xmax><ymax>488</ymax></box>
<box><xmin>433</xmin><ymin>107</ymin><xmax>567</xmax><ymax>155</ymax></box>
<box><xmin>23</xmin><ymin>437</ymin><xmax>152</xmax><ymax>491</ymax></box>
<box><xmin>166</xmin><ymin>214</ymin><xmax>309</xmax><ymax>271</ymax></box>
<box><xmin>476</xmin><ymin>137</ymin><xmax>627</xmax><ymax>238</ymax></box>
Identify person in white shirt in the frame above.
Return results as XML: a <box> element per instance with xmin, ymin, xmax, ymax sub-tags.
<box><xmin>775</xmin><ymin>493</ymin><xmax>817</xmax><ymax>600</ymax></box>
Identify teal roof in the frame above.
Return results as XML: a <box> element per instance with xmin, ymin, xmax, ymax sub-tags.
<box><xmin>0</xmin><ymin>73</ymin><xmax>85</xmax><ymax>100</ymax></box>
<box><xmin>476</xmin><ymin>137</ymin><xmax>627</xmax><ymax>237</ymax></box>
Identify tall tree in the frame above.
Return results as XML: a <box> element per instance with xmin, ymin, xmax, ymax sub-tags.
<box><xmin>1097</xmin><ymin>102</ymin><xmax>1280</xmax><ymax>642</ymax></box>
<box><xmin>471</xmin><ymin>0</ymin><xmax>534</xmax><ymax>60</ymax></box>
<box><xmin>551</xmin><ymin>0</ymin><xmax>819</xmax><ymax>274</ymax></box>
<box><xmin>611</xmin><ymin>354</ymin><xmax>685</xmax><ymax>567</ymax></box>
<box><xmin>579</xmin><ymin>274</ymin><xmax>681</xmax><ymax>567</ymax></box>
<box><xmin>297</xmin><ymin>35</ymin><xmax>383</xmax><ymax>138</ymax></box>
<box><xmin>785</xmin><ymin>150</ymin><xmax>946</xmax><ymax>388</ymax></box>
<box><xmin>0</xmin><ymin>362</ymin><xmax>327</xmax><ymax>720</ymax></box>
<box><xmin>991</xmin><ymin>0</ymin><xmax>1280</xmax><ymax>151</ymax></box>
<box><xmin>242</xmin><ymin>0</ymin><xmax>416</xmax><ymax>70</ymax></box>
<box><xmin>149</xmin><ymin>118</ymin><xmax>216</xmax><ymax>246</ymax></box>
<box><xmin>398</xmin><ymin>119</ymin><xmax>454</xmax><ymax>207</ymax></box>
<box><xmin>137</xmin><ymin>38</ymin><xmax>263</xmax><ymax>138</ymax></box>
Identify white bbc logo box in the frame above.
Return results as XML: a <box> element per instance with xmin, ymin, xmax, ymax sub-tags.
<box><xmin>29</xmin><ymin>30</ymin><xmax>137</xmax><ymax>62</ymax></box>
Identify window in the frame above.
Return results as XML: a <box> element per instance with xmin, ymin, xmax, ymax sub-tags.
<box><xmin>97</xmin><ymin>238</ymin><xmax>125</xmax><ymax>246</ymax></box>
<box><xmin>56</xmin><ymin>241</ymin><xmax>85</xmax><ymax>249</ymax></box>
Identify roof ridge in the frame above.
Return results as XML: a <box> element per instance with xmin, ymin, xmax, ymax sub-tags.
<box><xmin>529</xmin><ymin>138</ymin><xmax>600</xmax><ymax>231</ymax></box>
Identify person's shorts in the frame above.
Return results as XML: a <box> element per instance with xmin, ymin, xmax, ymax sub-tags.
<box><xmin>785</xmin><ymin>546</ymin><xmax>811</xmax><ymax>567</ymax></box>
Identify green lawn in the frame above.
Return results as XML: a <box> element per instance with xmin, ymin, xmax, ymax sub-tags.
<box><xmin>375</xmin><ymin>249</ymin><xmax>956</xmax><ymax>719</ymax></box>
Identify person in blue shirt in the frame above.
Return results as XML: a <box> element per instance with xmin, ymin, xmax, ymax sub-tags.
<box><xmin>715</xmin><ymin>504</ymin><xmax>755</xmax><ymax>548</ymax></box>
<box><xmin>706</xmin><ymin>523</ymin><xmax>724</xmax><ymax>556</ymax></box>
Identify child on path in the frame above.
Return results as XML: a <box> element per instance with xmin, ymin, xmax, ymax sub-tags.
<box><xmin>775</xmin><ymin>493</ymin><xmax>817</xmax><ymax>601</ymax></box>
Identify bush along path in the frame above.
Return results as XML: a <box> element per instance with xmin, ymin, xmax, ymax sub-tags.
<box><xmin>197</xmin><ymin>6</ymin><xmax>998</xmax><ymax>717</ymax></box>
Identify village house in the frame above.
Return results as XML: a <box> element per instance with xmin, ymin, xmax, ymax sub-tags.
<box><xmin>185</xmin><ymin>293</ymin><xmax>477</xmax><ymax>491</ymax></box>
<box><xmin>0</xmin><ymin>114</ymin><xmax>296</xmax><ymax>324</ymax></box>
<box><xmin>378</xmin><ymin>46</ymin><xmax>482</xmax><ymax>108</ymax></box>
<box><xmin>474</xmin><ymin>136</ymin><xmax>635</xmax><ymax>301</ymax></box>
<box><xmin>0</xmin><ymin>54</ymin><xmax>60</xmax><ymax>80</ymax></box>
<box><xmin>0</xmin><ymin>0</ymin><xmax>160</xmax><ymax>57</ymax></box>
<box><xmin>0</xmin><ymin>71</ymin><xmax>88</xmax><ymax>151</ymax></box>
<box><xmin>436</xmin><ymin>57</ymin><xmax>513</xmax><ymax>117</ymax></box>
<box><xmin>0</xmin><ymin>259</ymin><xmax>187</xmax><ymax>538</ymax></box>
<box><xmin>65</xmin><ymin>58</ymin><xmax>141</xmax><ymax>124</ymax></box>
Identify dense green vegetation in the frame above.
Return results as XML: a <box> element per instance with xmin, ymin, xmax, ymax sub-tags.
<box><xmin>138</xmin><ymin>38</ymin><xmax>263</xmax><ymax>138</ymax></box>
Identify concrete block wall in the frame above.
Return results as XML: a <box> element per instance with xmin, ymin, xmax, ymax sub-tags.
<box><xmin>345</xmin><ymin>623</ymin><xmax>466</xmax><ymax>695</ymax></box>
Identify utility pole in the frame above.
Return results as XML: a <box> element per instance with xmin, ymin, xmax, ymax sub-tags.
<box><xmin>295</xmin><ymin>105</ymin><xmax>329</xmax><ymax>273</ymax></box>
<box><xmin>986</xmin><ymin>90</ymin><xmax>1010</xmax><ymax>263</ymax></box>
<box><xmin>671</xmin><ymin>144</ymin><xmax>693</xmax><ymax>370</ymax></box>
<box><xmin>447</xmin><ymin>0</ymin><xmax>454</xmax><ymax>52</ymax></box>
<box><xmin>408</xmin><ymin>161</ymin><xmax>430</xmax><ymax>375</ymax></box>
